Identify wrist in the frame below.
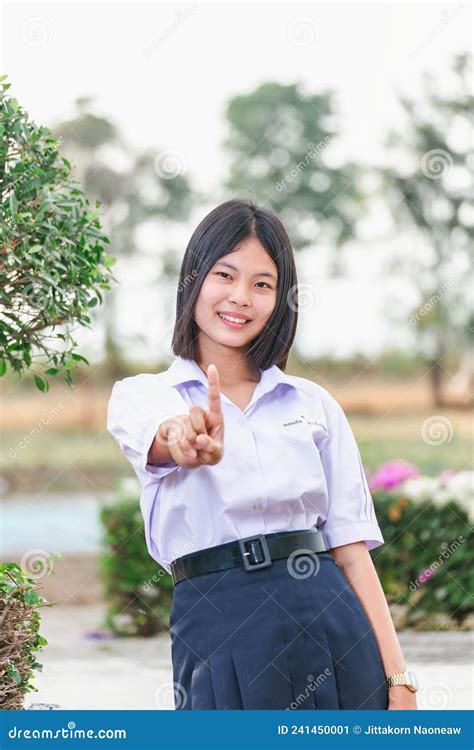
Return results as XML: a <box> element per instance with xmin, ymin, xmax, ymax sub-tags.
<box><xmin>386</xmin><ymin>668</ymin><xmax>419</xmax><ymax>693</ymax></box>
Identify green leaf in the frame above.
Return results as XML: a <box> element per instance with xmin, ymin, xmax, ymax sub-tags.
<box><xmin>34</xmin><ymin>374</ymin><xmax>49</xmax><ymax>392</ymax></box>
<box><xmin>0</xmin><ymin>360</ymin><xmax>7</xmax><ymax>376</ymax></box>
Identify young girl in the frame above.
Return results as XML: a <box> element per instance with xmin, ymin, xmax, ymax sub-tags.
<box><xmin>107</xmin><ymin>198</ymin><xmax>418</xmax><ymax>711</ymax></box>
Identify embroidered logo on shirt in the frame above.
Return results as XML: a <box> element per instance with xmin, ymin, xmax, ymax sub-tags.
<box><xmin>283</xmin><ymin>414</ymin><xmax>325</xmax><ymax>429</ymax></box>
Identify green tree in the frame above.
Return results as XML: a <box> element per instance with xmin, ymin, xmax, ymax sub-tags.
<box><xmin>0</xmin><ymin>78</ymin><xmax>114</xmax><ymax>392</ymax></box>
<box><xmin>222</xmin><ymin>81</ymin><xmax>364</xmax><ymax>266</ymax></box>
<box><xmin>53</xmin><ymin>98</ymin><xmax>194</xmax><ymax>368</ymax></box>
<box><xmin>382</xmin><ymin>53</ymin><xmax>473</xmax><ymax>406</ymax></box>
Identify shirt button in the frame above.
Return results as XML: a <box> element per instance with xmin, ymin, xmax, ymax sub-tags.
<box><xmin>252</xmin><ymin>502</ymin><xmax>263</xmax><ymax>511</ymax></box>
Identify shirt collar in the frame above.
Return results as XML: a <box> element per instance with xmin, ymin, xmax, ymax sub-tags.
<box><xmin>159</xmin><ymin>354</ymin><xmax>303</xmax><ymax>404</ymax></box>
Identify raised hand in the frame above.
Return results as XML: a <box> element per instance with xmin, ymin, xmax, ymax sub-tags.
<box><xmin>157</xmin><ymin>364</ymin><xmax>224</xmax><ymax>468</ymax></box>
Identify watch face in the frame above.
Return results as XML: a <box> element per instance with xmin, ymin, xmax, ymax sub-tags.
<box><xmin>407</xmin><ymin>670</ymin><xmax>419</xmax><ymax>690</ymax></box>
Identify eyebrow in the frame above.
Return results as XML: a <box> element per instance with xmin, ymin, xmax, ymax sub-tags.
<box><xmin>214</xmin><ymin>261</ymin><xmax>277</xmax><ymax>281</ymax></box>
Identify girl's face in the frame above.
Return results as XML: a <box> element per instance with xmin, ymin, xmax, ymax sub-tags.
<box><xmin>194</xmin><ymin>237</ymin><xmax>278</xmax><ymax>352</ymax></box>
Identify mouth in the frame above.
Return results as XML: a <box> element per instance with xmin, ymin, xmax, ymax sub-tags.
<box><xmin>216</xmin><ymin>312</ymin><xmax>252</xmax><ymax>329</ymax></box>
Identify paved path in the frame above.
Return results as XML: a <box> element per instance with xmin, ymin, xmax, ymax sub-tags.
<box><xmin>26</xmin><ymin>605</ymin><xmax>473</xmax><ymax>710</ymax></box>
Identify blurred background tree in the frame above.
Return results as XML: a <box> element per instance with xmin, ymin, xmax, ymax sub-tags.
<box><xmin>52</xmin><ymin>97</ymin><xmax>195</xmax><ymax>377</ymax></box>
<box><xmin>222</xmin><ymin>81</ymin><xmax>365</xmax><ymax>275</ymax></box>
<box><xmin>381</xmin><ymin>52</ymin><xmax>473</xmax><ymax>407</ymax></box>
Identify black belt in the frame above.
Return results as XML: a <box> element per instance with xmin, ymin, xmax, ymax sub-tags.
<box><xmin>170</xmin><ymin>528</ymin><xmax>329</xmax><ymax>585</ymax></box>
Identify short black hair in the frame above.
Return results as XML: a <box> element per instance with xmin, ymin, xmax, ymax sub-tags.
<box><xmin>171</xmin><ymin>198</ymin><xmax>298</xmax><ymax>373</ymax></box>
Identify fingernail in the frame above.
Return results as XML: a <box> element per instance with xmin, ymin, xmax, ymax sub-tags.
<box><xmin>186</xmin><ymin>449</ymin><xmax>197</xmax><ymax>458</ymax></box>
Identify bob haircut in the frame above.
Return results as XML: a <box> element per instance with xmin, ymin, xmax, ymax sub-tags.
<box><xmin>171</xmin><ymin>198</ymin><xmax>298</xmax><ymax>374</ymax></box>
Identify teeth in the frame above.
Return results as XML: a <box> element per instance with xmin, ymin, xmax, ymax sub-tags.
<box><xmin>218</xmin><ymin>313</ymin><xmax>248</xmax><ymax>324</ymax></box>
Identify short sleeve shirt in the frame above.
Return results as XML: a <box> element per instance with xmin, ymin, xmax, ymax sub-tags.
<box><xmin>106</xmin><ymin>355</ymin><xmax>384</xmax><ymax>573</ymax></box>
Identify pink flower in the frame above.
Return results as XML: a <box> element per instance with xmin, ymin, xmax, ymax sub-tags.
<box><xmin>440</xmin><ymin>469</ymin><xmax>456</xmax><ymax>484</ymax></box>
<box><xmin>368</xmin><ymin>460</ymin><xmax>420</xmax><ymax>492</ymax></box>
<box><xmin>418</xmin><ymin>568</ymin><xmax>436</xmax><ymax>585</ymax></box>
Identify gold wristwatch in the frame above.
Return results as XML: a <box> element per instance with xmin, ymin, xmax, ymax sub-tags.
<box><xmin>386</xmin><ymin>669</ymin><xmax>419</xmax><ymax>692</ymax></box>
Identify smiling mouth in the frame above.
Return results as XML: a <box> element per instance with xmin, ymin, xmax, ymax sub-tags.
<box><xmin>217</xmin><ymin>312</ymin><xmax>251</xmax><ymax>327</ymax></box>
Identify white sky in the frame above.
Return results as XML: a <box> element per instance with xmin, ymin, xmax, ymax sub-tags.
<box><xmin>2</xmin><ymin>1</ymin><xmax>471</xmax><ymax>362</ymax></box>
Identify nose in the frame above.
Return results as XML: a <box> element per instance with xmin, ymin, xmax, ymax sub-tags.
<box><xmin>226</xmin><ymin>281</ymin><xmax>251</xmax><ymax>307</ymax></box>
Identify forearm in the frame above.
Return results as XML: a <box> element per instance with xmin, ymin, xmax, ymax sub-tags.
<box><xmin>330</xmin><ymin>542</ymin><xmax>406</xmax><ymax>676</ymax></box>
<box><xmin>147</xmin><ymin>420</ymin><xmax>173</xmax><ymax>465</ymax></box>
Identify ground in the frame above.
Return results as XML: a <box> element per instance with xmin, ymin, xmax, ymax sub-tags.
<box><xmin>26</xmin><ymin>604</ymin><xmax>473</xmax><ymax>711</ymax></box>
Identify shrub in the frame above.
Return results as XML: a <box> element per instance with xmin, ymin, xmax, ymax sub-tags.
<box><xmin>99</xmin><ymin>483</ymin><xmax>173</xmax><ymax>637</ymax></box>
<box><xmin>0</xmin><ymin>563</ymin><xmax>52</xmax><ymax>709</ymax></box>
<box><xmin>0</xmin><ymin>76</ymin><xmax>114</xmax><ymax>391</ymax></box>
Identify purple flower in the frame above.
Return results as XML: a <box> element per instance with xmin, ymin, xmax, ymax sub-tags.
<box><xmin>84</xmin><ymin>629</ymin><xmax>115</xmax><ymax>640</ymax></box>
<box><xmin>368</xmin><ymin>460</ymin><xmax>420</xmax><ymax>492</ymax></box>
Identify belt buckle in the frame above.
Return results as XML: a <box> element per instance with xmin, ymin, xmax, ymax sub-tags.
<box><xmin>238</xmin><ymin>534</ymin><xmax>272</xmax><ymax>571</ymax></box>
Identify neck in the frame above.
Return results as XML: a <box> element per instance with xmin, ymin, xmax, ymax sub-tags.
<box><xmin>195</xmin><ymin>342</ymin><xmax>260</xmax><ymax>386</ymax></box>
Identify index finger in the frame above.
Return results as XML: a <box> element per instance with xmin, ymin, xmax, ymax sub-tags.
<box><xmin>207</xmin><ymin>364</ymin><xmax>223</xmax><ymax>420</ymax></box>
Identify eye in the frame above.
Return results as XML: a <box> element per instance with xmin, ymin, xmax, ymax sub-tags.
<box><xmin>215</xmin><ymin>272</ymin><xmax>272</xmax><ymax>289</ymax></box>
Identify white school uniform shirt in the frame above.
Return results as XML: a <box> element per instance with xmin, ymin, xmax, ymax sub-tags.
<box><xmin>107</xmin><ymin>355</ymin><xmax>384</xmax><ymax>574</ymax></box>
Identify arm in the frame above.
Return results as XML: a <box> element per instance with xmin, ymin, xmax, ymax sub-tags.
<box><xmin>147</xmin><ymin>420</ymin><xmax>175</xmax><ymax>466</ymax></box>
<box><xmin>329</xmin><ymin>541</ymin><xmax>417</xmax><ymax>710</ymax></box>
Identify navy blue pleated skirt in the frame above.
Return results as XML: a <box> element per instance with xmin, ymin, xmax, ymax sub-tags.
<box><xmin>169</xmin><ymin>532</ymin><xmax>389</xmax><ymax>710</ymax></box>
